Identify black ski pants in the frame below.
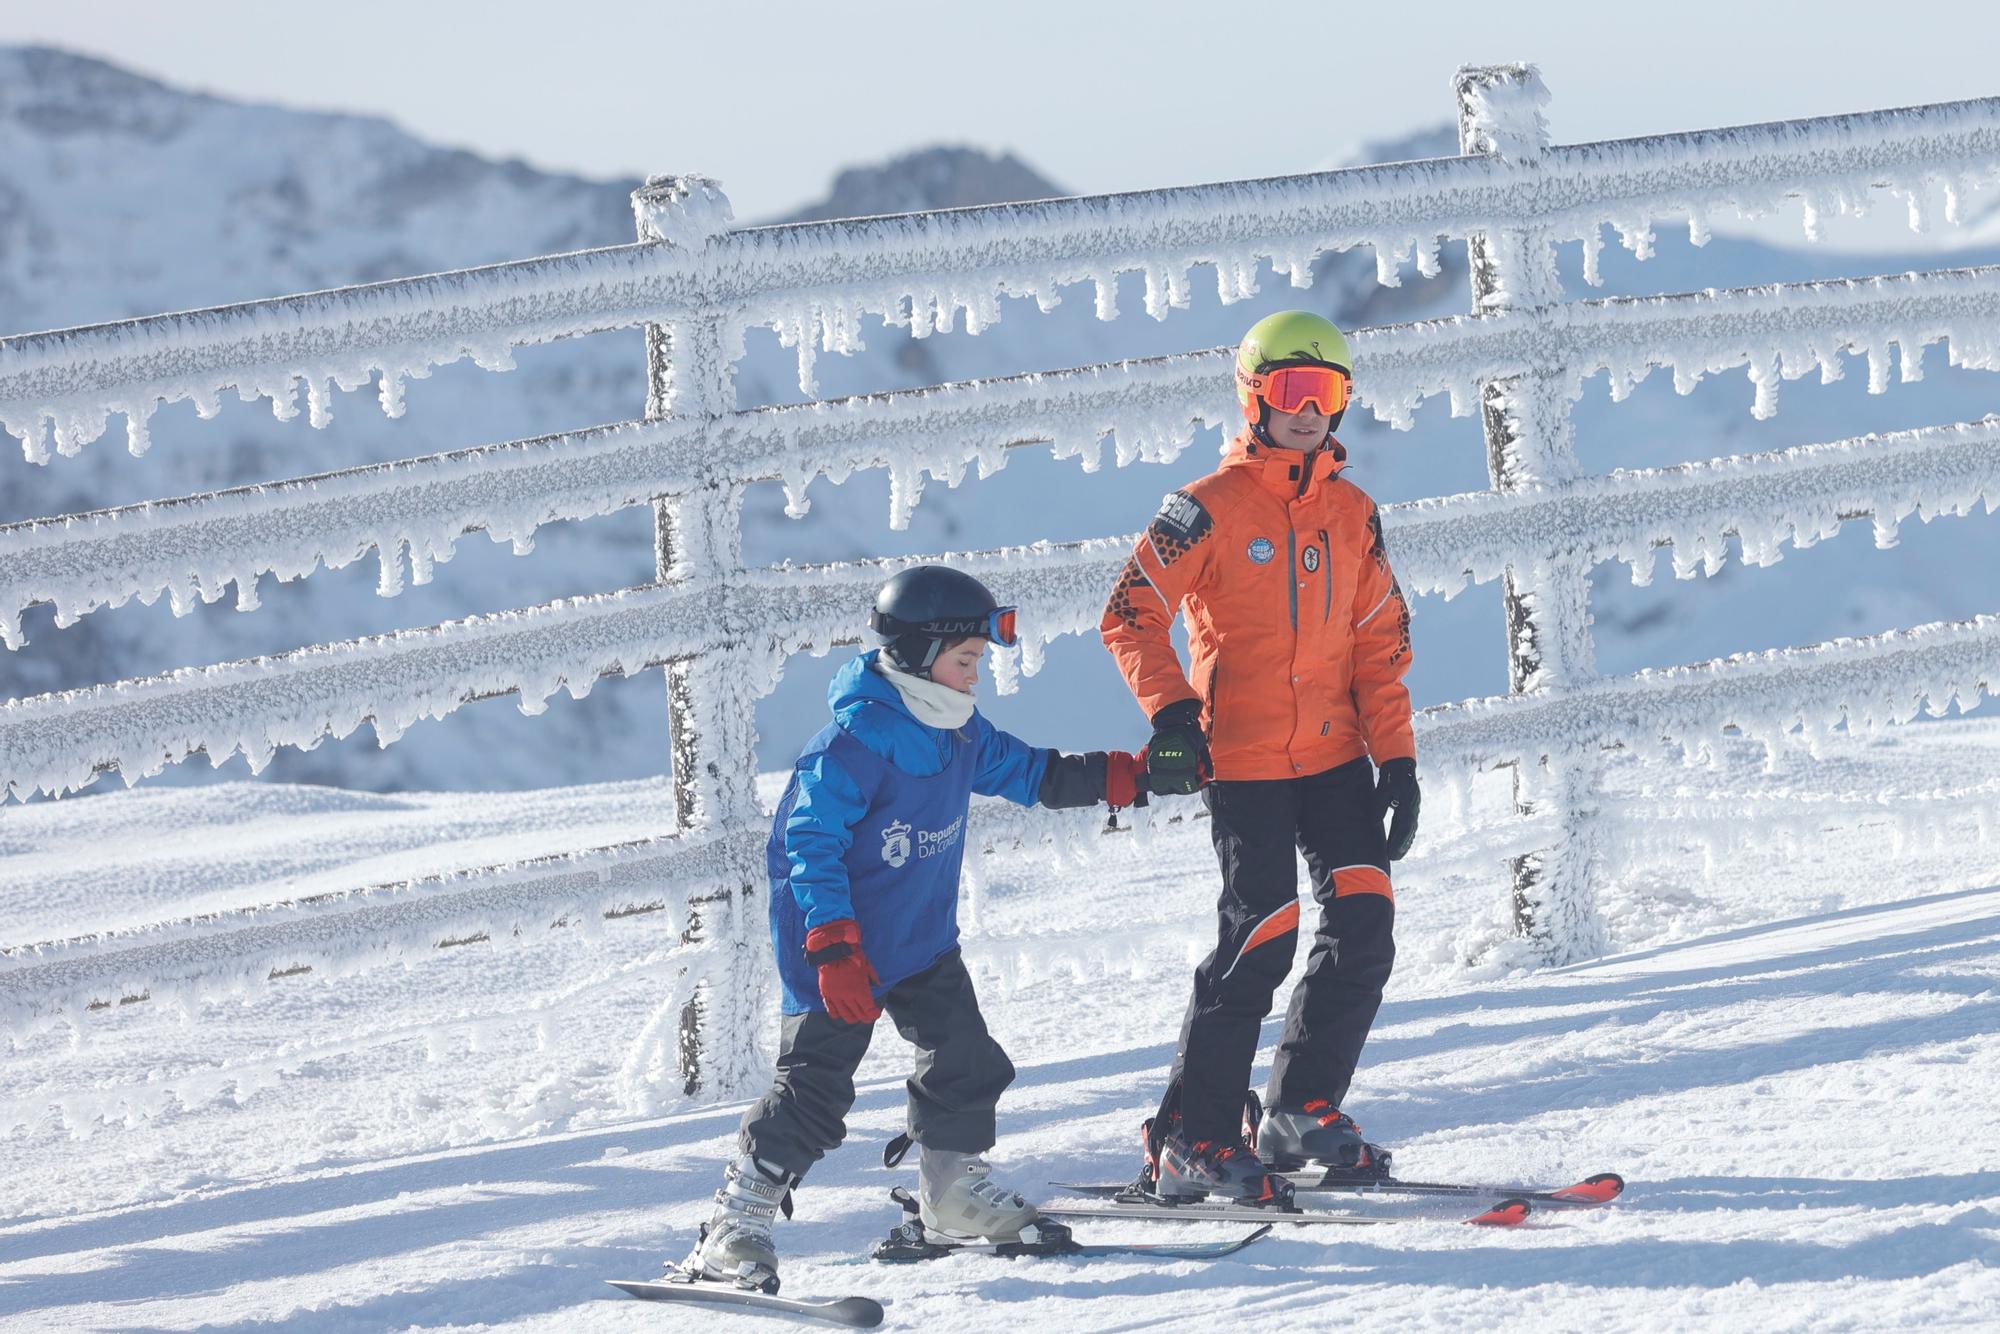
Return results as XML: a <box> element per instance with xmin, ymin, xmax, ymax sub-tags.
<box><xmin>1156</xmin><ymin>756</ymin><xmax>1397</xmax><ymax>1144</ymax></box>
<box><xmin>739</xmin><ymin>948</ymin><xmax>1014</xmax><ymax>1179</ymax></box>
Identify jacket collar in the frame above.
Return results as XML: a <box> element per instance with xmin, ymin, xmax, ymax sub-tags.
<box><xmin>1222</xmin><ymin>428</ymin><xmax>1346</xmax><ymax>499</ymax></box>
<box><xmin>827</xmin><ymin>650</ymin><xmax>965</xmax><ymax>775</ymax></box>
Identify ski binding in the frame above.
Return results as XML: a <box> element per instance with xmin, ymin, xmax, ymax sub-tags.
<box><xmin>872</xmin><ymin>1186</ymin><xmax>1272</xmax><ymax>1262</ymax></box>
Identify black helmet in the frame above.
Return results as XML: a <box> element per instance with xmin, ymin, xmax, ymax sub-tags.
<box><xmin>870</xmin><ymin>565</ymin><xmax>1018</xmax><ymax>672</ymax></box>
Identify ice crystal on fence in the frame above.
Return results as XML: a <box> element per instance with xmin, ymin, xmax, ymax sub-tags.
<box><xmin>7</xmin><ymin>79</ymin><xmax>2000</xmax><ymax>1051</ymax></box>
<box><xmin>633</xmin><ymin>175</ymin><xmax>735</xmax><ymax>249</ymax></box>
<box><xmin>0</xmin><ymin>830</ymin><xmax>754</xmax><ymax>1039</ymax></box>
<box><xmin>5</xmin><ymin>93</ymin><xmax>2000</xmax><ymax>461</ymax></box>
<box><xmin>13</xmin><ymin>264</ymin><xmax>2000</xmax><ymax>649</ymax></box>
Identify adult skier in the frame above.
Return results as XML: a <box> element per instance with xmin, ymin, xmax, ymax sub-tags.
<box><xmin>685</xmin><ymin>565</ymin><xmax>1149</xmax><ymax>1291</ymax></box>
<box><xmin>1100</xmin><ymin>311</ymin><xmax>1419</xmax><ymax>1205</ymax></box>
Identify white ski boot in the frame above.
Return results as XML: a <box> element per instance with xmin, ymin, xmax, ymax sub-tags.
<box><xmin>684</xmin><ymin>1153</ymin><xmax>795</xmax><ymax>1292</ymax></box>
<box><xmin>917</xmin><ymin>1147</ymin><xmax>1039</xmax><ymax>1242</ymax></box>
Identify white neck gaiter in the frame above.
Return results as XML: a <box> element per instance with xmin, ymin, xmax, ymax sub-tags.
<box><xmin>873</xmin><ymin>656</ymin><xmax>976</xmax><ymax>730</ymax></box>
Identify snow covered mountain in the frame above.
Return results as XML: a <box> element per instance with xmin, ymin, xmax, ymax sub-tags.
<box><xmin>777</xmin><ymin>144</ymin><xmax>1065</xmax><ymax>223</ymax></box>
<box><xmin>3</xmin><ymin>46</ymin><xmax>1997</xmax><ymax>799</ymax></box>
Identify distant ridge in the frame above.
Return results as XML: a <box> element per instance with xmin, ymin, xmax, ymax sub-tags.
<box><xmin>774</xmin><ymin>145</ymin><xmax>1066</xmax><ymax>224</ymax></box>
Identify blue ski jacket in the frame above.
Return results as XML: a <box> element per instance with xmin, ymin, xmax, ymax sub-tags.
<box><xmin>767</xmin><ymin>650</ymin><xmax>1050</xmax><ymax>1013</ymax></box>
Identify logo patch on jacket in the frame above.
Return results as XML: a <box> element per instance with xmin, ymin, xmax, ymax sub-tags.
<box><xmin>1154</xmin><ymin>490</ymin><xmax>1212</xmax><ymax>542</ymax></box>
<box><xmin>1247</xmin><ymin>537</ymin><xmax>1276</xmax><ymax>565</ymax></box>
<box><xmin>880</xmin><ymin>819</ymin><xmax>912</xmax><ymax>868</ymax></box>
<box><xmin>1302</xmin><ymin>545</ymin><xmax>1320</xmax><ymax>573</ymax></box>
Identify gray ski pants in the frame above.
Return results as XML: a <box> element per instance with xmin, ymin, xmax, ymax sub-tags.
<box><xmin>739</xmin><ymin>948</ymin><xmax>1015</xmax><ymax>1179</ymax></box>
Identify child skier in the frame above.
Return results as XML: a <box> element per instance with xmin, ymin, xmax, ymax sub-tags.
<box><xmin>1100</xmin><ymin>311</ymin><xmax>1420</xmax><ymax>1206</ymax></box>
<box><xmin>686</xmin><ymin>564</ymin><xmax>1148</xmax><ymax>1290</ymax></box>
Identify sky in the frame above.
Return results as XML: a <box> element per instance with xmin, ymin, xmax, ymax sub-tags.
<box><xmin>6</xmin><ymin>0</ymin><xmax>2000</xmax><ymax>232</ymax></box>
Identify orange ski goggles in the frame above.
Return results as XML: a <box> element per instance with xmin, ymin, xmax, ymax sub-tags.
<box><xmin>1237</xmin><ymin>362</ymin><xmax>1352</xmax><ymax>418</ymax></box>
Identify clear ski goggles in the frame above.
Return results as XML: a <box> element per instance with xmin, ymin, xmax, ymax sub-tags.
<box><xmin>870</xmin><ymin>605</ymin><xmax>1018</xmax><ymax>648</ymax></box>
<box><xmin>1237</xmin><ymin>361</ymin><xmax>1352</xmax><ymax>417</ymax></box>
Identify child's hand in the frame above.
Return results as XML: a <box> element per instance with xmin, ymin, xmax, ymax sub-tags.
<box><xmin>1106</xmin><ymin>750</ymin><xmax>1149</xmax><ymax>809</ymax></box>
<box><xmin>804</xmin><ymin>920</ymin><xmax>883</xmax><ymax>1023</ymax></box>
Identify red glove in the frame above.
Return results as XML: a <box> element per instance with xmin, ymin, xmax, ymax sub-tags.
<box><xmin>1106</xmin><ymin>749</ymin><xmax>1150</xmax><ymax>810</ymax></box>
<box><xmin>804</xmin><ymin>920</ymin><xmax>881</xmax><ymax>1024</ymax></box>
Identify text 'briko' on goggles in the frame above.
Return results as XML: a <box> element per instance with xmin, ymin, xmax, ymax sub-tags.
<box><xmin>1238</xmin><ymin>363</ymin><xmax>1352</xmax><ymax>416</ymax></box>
<box><xmin>870</xmin><ymin>606</ymin><xmax>1019</xmax><ymax>648</ymax></box>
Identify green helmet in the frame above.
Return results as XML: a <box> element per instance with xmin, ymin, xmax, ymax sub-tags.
<box><xmin>1234</xmin><ymin>310</ymin><xmax>1354</xmax><ymax>425</ymax></box>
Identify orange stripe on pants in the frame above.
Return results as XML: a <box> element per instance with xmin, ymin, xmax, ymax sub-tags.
<box><xmin>1332</xmin><ymin>865</ymin><xmax>1393</xmax><ymax>902</ymax></box>
<box><xmin>1220</xmin><ymin>899</ymin><xmax>1300</xmax><ymax>980</ymax></box>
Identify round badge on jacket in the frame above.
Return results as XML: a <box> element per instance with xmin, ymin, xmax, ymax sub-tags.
<box><xmin>1247</xmin><ymin>537</ymin><xmax>1276</xmax><ymax>564</ymax></box>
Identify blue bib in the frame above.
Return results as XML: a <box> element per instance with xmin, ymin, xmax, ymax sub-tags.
<box><xmin>768</xmin><ymin>721</ymin><xmax>979</xmax><ymax>1013</ymax></box>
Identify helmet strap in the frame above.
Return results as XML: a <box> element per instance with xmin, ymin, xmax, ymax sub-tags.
<box><xmin>886</xmin><ymin>635</ymin><xmax>943</xmax><ymax>673</ymax></box>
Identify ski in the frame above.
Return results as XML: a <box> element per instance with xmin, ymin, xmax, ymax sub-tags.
<box><xmin>1040</xmin><ymin>1196</ymin><xmax>1530</xmax><ymax>1228</ymax></box>
<box><xmin>870</xmin><ymin>1186</ymin><xmax>1273</xmax><ymax>1263</ymax></box>
<box><xmin>608</xmin><ymin>1271</ymin><xmax>884</xmax><ymax>1327</ymax></box>
<box><xmin>1052</xmin><ymin>1170</ymin><xmax>1624</xmax><ymax>1210</ymax></box>
<box><xmin>1288</xmin><ymin>1168</ymin><xmax>1623</xmax><ymax>1207</ymax></box>
<box><xmin>874</xmin><ymin>1215</ymin><xmax>1273</xmax><ymax>1263</ymax></box>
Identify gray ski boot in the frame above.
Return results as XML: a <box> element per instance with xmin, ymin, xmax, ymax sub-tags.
<box><xmin>1155</xmin><ymin>1128</ymin><xmax>1293</xmax><ymax>1205</ymax></box>
<box><xmin>917</xmin><ymin>1147</ymin><xmax>1039</xmax><ymax>1242</ymax></box>
<box><xmin>1258</xmin><ymin>1100</ymin><xmax>1388</xmax><ymax>1175</ymax></box>
<box><xmin>683</xmin><ymin>1153</ymin><xmax>796</xmax><ymax>1292</ymax></box>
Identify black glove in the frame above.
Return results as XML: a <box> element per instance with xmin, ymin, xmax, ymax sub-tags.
<box><xmin>1036</xmin><ymin>750</ymin><xmax>1149</xmax><ymax>810</ymax></box>
<box><xmin>1146</xmin><ymin>699</ymin><xmax>1212</xmax><ymax>796</ymax></box>
<box><xmin>1375</xmin><ymin>757</ymin><xmax>1419</xmax><ymax>861</ymax></box>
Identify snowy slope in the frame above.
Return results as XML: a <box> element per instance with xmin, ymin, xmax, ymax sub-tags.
<box><xmin>3</xmin><ymin>721</ymin><xmax>1998</xmax><ymax>1329</ymax></box>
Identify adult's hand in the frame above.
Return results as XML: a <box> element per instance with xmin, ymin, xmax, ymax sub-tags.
<box><xmin>1375</xmin><ymin>757</ymin><xmax>1420</xmax><ymax>861</ymax></box>
<box><xmin>1146</xmin><ymin>699</ymin><xmax>1212</xmax><ymax>796</ymax></box>
<box><xmin>804</xmin><ymin>920</ymin><xmax>882</xmax><ymax>1024</ymax></box>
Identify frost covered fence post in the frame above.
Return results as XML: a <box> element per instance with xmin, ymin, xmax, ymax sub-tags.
<box><xmin>633</xmin><ymin>173</ymin><xmax>757</xmax><ymax>834</ymax></box>
<box><xmin>1456</xmin><ymin>64</ymin><xmax>1607</xmax><ymax>961</ymax></box>
<box><xmin>634</xmin><ymin>174</ymin><xmax>766</xmax><ymax>1097</ymax></box>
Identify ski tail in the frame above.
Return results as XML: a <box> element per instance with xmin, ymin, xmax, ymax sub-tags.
<box><xmin>1466</xmin><ymin>1198</ymin><xmax>1532</xmax><ymax>1227</ymax></box>
<box><xmin>1547</xmin><ymin>1172</ymin><xmax>1625</xmax><ymax>1205</ymax></box>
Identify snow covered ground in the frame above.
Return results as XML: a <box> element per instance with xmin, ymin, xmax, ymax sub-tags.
<box><xmin>4</xmin><ymin>719</ymin><xmax>1999</xmax><ymax>1330</ymax></box>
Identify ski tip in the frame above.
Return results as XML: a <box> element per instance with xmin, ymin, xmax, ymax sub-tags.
<box><xmin>1467</xmin><ymin>1198</ymin><xmax>1532</xmax><ymax>1227</ymax></box>
<box><xmin>1549</xmin><ymin>1172</ymin><xmax>1626</xmax><ymax>1205</ymax></box>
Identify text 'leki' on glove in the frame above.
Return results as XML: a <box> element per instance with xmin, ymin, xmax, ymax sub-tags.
<box><xmin>1145</xmin><ymin>699</ymin><xmax>1212</xmax><ymax>796</ymax></box>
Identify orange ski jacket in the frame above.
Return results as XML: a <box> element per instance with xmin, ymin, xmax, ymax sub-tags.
<box><xmin>1100</xmin><ymin>430</ymin><xmax>1415</xmax><ymax>782</ymax></box>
